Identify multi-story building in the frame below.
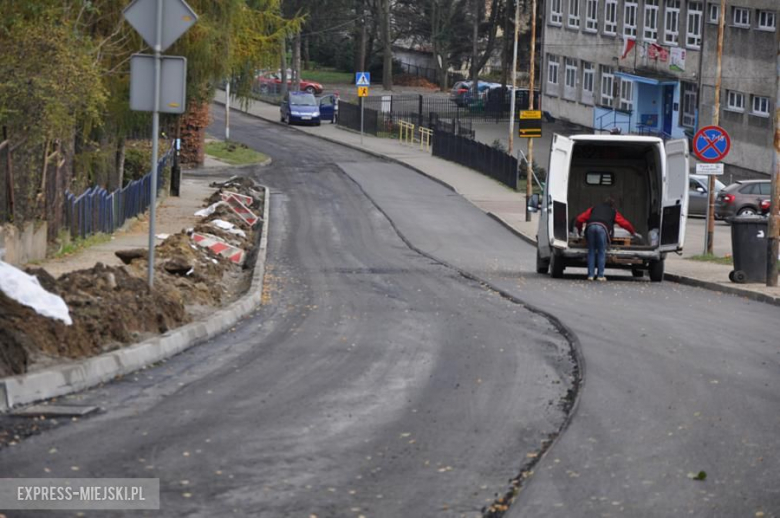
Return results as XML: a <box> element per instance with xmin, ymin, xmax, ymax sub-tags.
<box><xmin>542</xmin><ymin>0</ymin><xmax>777</xmax><ymax>178</ymax></box>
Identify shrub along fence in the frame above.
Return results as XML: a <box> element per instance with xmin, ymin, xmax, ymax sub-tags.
<box><xmin>432</xmin><ymin>131</ymin><xmax>518</xmax><ymax>191</ymax></box>
<box><xmin>65</xmin><ymin>143</ymin><xmax>173</xmax><ymax>239</ymax></box>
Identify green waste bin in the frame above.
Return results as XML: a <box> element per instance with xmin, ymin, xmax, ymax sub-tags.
<box><xmin>729</xmin><ymin>216</ymin><xmax>768</xmax><ymax>283</ymax></box>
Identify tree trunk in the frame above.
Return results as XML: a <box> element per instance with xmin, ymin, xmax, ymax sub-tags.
<box><xmin>292</xmin><ymin>31</ymin><xmax>302</xmax><ymax>92</ymax></box>
<box><xmin>501</xmin><ymin>0</ymin><xmax>510</xmax><ymax>88</ymax></box>
<box><xmin>381</xmin><ymin>0</ymin><xmax>392</xmax><ymax>90</ymax></box>
<box><xmin>471</xmin><ymin>0</ymin><xmax>479</xmax><ymax>97</ymax></box>
<box><xmin>115</xmin><ymin>136</ymin><xmax>126</xmax><ymax>190</ymax></box>
<box><xmin>303</xmin><ymin>35</ymin><xmax>310</xmax><ymax>71</ymax></box>
<box><xmin>280</xmin><ymin>37</ymin><xmax>289</xmax><ymax>98</ymax></box>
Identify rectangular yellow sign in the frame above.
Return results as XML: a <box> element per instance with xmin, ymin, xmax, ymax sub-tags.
<box><xmin>519</xmin><ymin>129</ymin><xmax>542</xmax><ymax>138</ymax></box>
<box><xmin>519</xmin><ymin>110</ymin><xmax>542</xmax><ymax>119</ymax></box>
<box><xmin>358</xmin><ymin>86</ymin><xmax>369</xmax><ymax>97</ymax></box>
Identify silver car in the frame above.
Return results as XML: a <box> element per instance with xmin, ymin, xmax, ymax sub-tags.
<box><xmin>688</xmin><ymin>174</ymin><xmax>725</xmax><ymax>216</ymax></box>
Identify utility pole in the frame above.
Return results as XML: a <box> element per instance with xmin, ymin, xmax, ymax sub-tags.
<box><xmin>508</xmin><ymin>0</ymin><xmax>520</xmax><ymax>155</ymax></box>
<box><xmin>525</xmin><ymin>0</ymin><xmax>537</xmax><ymax>222</ymax></box>
<box><xmin>706</xmin><ymin>0</ymin><xmax>727</xmax><ymax>255</ymax></box>
<box><xmin>767</xmin><ymin>27</ymin><xmax>779</xmax><ymax>287</ymax></box>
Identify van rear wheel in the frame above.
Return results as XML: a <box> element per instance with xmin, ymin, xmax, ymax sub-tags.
<box><xmin>649</xmin><ymin>259</ymin><xmax>665</xmax><ymax>282</ymax></box>
<box><xmin>550</xmin><ymin>250</ymin><xmax>565</xmax><ymax>278</ymax></box>
<box><xmin>536</xmin><ymin>249</ymin><xmax>550</xmax><ymax>274</ymax></box>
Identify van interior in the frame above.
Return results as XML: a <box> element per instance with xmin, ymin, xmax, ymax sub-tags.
<box><xmin>566</xmin><ymin>140</ymin><xmax>662</xmax><ymax>249</ymax></box>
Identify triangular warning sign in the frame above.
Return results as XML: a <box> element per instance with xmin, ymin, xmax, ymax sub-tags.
<box><xmin>356</xmin><ymin>73</ymin><xmax>370</xmax><ymax>86</ymax></box>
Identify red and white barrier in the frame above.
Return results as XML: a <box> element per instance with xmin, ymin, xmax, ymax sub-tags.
<box><xmin>191</xmin><ymin>233</ymin><xmax>245</xmax><ymax>265</ymax></box>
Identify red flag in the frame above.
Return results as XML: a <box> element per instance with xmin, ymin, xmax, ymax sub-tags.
<box><xmin>621</xmin><ymin>38</ymin><xmax>636</xmax><ymax>60</ymax></box>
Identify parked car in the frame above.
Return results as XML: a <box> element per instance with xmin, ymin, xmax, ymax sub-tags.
<box><xmin>688</xmin><ymin>174</ymin><xmax>725</xmax><ymax>216</ymax></box>
<box><xmin>715</xmin><ymin>179</ymin><xmax>772</xmax><ymax>220</ymax></box>
<box><xmin>449</xmin><ymin>81</ymin><xmax>471</xmax><ymax>106</ymax></box>
<box><xmin>280</xmin><ymin>92</ymin><xmax>321</xmax><ymax>126</ymax></box>
<box><xmin>318</xmin><ymin>94</ymin><xmax>338</xmax><ymax>123</ymax></box>
<box><xmin>257</xmin><ymin>72</ymin><xmax>323</xmax><ymax>95</ymax></box>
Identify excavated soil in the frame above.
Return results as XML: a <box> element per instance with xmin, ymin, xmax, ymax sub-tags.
<box><xmin>0</xmin><ymin>178</ymin><xmax>264</xmax><ymax>377</ymax></box>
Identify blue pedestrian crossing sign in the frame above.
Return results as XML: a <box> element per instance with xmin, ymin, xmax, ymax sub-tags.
<box><xmin>356</xmin><ymin>72</ymin><xmax>371</xmax><ymax>87</ymax></box>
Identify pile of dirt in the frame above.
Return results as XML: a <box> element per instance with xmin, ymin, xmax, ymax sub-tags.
<box><xmin>0</xmin><ymin>264</ymin><xmax>188</xmax><ymax>376</ymax></box>
<box><xmin>394</xmin><ymin>74</ymin><xmax>439</xmax><ymax>89</ymax></box>
<box><xmin>0</xmin><ymin>178</ymin><xmax>265</xmax><ymax>377</ymax></box>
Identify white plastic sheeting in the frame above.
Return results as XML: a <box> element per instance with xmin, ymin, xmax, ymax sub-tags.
<box><xmin>0</xmin><ymin>261</ymin><xmax>72</xmax><ymax>325</ymax></box>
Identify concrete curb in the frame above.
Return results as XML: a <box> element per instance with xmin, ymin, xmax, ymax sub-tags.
<box><xmin>0</xmin><ymin>185</ymin><xmax>271</xmax><ymax>413</ymax></box>
<box><xmin>219</xmin><ymin>97</ymin><xmax>779</xmax><ymax>308</ymax></box>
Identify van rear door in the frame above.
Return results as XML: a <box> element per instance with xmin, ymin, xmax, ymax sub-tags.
<box><xmin>660</xmin><ymin>139</ymin><xmax>689</xmax><ymax>252</ymax></box>
<box><xmin>548</xmin><ymin>134</ymin><xmax>573</xmax><ymax>249</ymax></box>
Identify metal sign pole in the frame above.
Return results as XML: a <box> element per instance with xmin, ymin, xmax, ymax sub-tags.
<box><xmin>225</xmin><ymin>80</ymin><xmax>231</xmax><ymax>141</ymax></box>
<box><xmin>147</xmin><ymin>0</ymin><xmax>163</xmax><ymax>289</ymax></box>
<box><xmin>508</xmin><ymin>0</ymin><xmax>519</xmax><ymax>155</ymax></box>
<box><xmin>360</xmin><ymin>97</ymin><xmax>364</xmax><ymax>146</ymax></box>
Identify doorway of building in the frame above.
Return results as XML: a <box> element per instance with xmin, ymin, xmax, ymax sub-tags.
<box><xmin>663</xmin><ymin>85</ymin><xmax>674</xmax><ymax>136</ymax></box>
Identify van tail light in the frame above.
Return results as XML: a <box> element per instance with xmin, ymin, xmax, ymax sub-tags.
<box><xmin>721</xmin><ymin>194</ymin><xmax>735</xmax><ymax>204</ymax></box>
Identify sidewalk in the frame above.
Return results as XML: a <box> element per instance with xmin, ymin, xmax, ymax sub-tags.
<box><xmin>215</xmin><ymin>90</ymin><xmax>780</xmax><ymax>305</ymax></box>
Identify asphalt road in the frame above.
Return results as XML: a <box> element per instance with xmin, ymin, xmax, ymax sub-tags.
<box><xmin>341</xmin><ymin>160</ymin><xmax>780</xmax><ymax>516</ymax></box>
<box><xmin>0</xmin><ymin>107</ymin><xmax>576</xmax><ymax>518</ymax></box>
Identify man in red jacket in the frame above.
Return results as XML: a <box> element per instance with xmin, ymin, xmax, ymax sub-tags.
<box><xmin>575</xmin><ymin>196</ymin><xmax>637</xmax><ymax>281</ymax></box>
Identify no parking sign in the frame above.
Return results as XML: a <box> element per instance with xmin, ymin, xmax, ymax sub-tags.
<box><xmin>693</xmin><ymin>126</ymin><xmax>730</xmax><ymax>163</ymax></box>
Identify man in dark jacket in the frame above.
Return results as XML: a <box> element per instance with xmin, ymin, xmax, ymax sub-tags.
<box><xmin>575</xmin><ymin>197</ymin><xmax>637</xmax><ymax>281</ymax></box>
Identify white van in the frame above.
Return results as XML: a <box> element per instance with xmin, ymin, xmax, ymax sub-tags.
<box><xmin>535</xmin><ymin>134</ymin><xmax>689</xmax><ymax>282</ymax></box>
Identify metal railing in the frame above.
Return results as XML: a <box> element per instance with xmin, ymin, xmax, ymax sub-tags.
<box><xmin>432</xmin><ymin>131</ymin><xmax>518</xmax><ymax>190</ymax></box>
<box><xmin>64</xmin><ymin>143</ymin><xmax>173</xmax><ymax>239</ymax></box>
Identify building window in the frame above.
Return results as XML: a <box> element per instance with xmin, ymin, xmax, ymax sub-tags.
<box><xmin>583</xmin><ymin>62</ymin><xmax>594</xmax><ymax>93</ymax></box>
<box><xmin>624</xmin><ymin>1</ymin><xmax>638</xmax><ymax>37</ymax></box>
<box><xmin>619</xmin><ymin>79</ymin><xmax>633</xmax><ymax>112</ymax></box>
<box><xmin>726</xmin><ymin>90</ymin><xmax>745</xmax><ymax>112</ymax></box>
<box><xmin>707</xmin><ymin>3</ymin><xmax>719</xmax><ymax>23</ymax></box>
<box><xmin>752</xmin><ymin>95</ymin><xmax>770</xmax><ymax>117</ymax></box>
<box><xmin>585</xmin><ymin>0</ymin><xmax>599</xmax><ymax>31</ymax></box>
<box><xmin>686</xmin><ymin>2</ymin><xmax>702</xmax><ymax>48</ymax></box>
<box><xmin>565</xmin><ymin>58</ymin><xmax>578</xmax><ymax>88</ymax></box>
<box><xmin>664</xmin><ymin>0</ymin><xmax>680</xmax><ymax>45</ymax></box>
<box><xmin>604</xmin><ymin>0</ymin><xmax>618</xmax><ymax>34</ymax></box>
<box><xmin>644</xmin><ymin>0</ymin><xmax>659</xmax><ymax>41</ymax></box>
<box><xmin>757</xmin><ymin>10</ymin><xmax>776</xmax><ymax>31</ymax></box>
<box><xmin>600</xmin><ymin>65</ymin><xmax>614</xmax><ymax>104</ymax></box>
<box><xmin>681</xmin><ymin>82</ymin><xmax>697</xmax><ymax>127</ymax></box>
<box><xmin>548</xmin><ymin>55</ymin><xmax>560</xmax><ymax>85</ymax></box>
<box><xmin>732</xmin><ymin>6</ymin><xmax>749</xmax><ymax>28</ymax></box>
<box><xmin>550</xmin><ymin>0</ymin><xmax>563</xmax><ymax>25</ymax></box>
<box><xmin>569</xmin><ymin>0</ymin><xmax>581</xmax><ymax>27</ymax></box>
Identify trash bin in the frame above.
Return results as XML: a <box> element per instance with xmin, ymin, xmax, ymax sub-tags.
<box><xmin>729</xmin><ymin>216</ymin><xmax>768</xmax><ymax>283</ymax></box>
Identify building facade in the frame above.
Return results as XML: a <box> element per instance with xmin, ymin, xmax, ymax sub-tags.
<box><xmin>542</xmin><ymin>0</ymin><xmax>776</xmax><ymax>177</ymax></box>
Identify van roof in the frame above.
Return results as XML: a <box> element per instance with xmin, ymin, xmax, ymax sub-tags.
<box><xmin>569</xmin><ymin>134</ymin><xmax>664</xmax><ymax>144</ymax></box>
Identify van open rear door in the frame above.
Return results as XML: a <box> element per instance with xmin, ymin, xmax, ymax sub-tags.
<box><xmin>548</xmin><ymin>135</ymin><xmax>572</xmax><ymax>249</ymax></box>
<box><xmin>660</xmin><ymin>139</ymin><xmax>689</xmax><ymax>252</ymax></box>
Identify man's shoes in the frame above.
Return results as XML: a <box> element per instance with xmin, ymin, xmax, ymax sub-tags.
<box><xmin>587</xmin><ymin>276</ymin><xmax>594</xmax><ymax>281</ymax></box>
<box><xmin>596</xmin><ymin>276</ymin><xmax>607</xmax><ymax>282</ymax></box>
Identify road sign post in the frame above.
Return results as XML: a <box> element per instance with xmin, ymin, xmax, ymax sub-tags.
<box><xmin>124</xmin><ymin>0</ymin><xmax>197</xmax><ymax>288</ymax></box>
<box><xmin>693</xmin><ymin>125</ymin><xmax>730</xmax><ymax>255</ymax></box>
<box><xmin>356</xmin><ymin>73</ymin><xmax>370</xmax><ymax>146</ymax></box>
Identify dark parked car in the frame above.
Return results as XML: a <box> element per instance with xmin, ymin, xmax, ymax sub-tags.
<box><xmin>280</xmin><ymin>92</ymin><xmax>321</xmax><ymax>126</ymax></box>
<box><xmin>449</xmin><ymin>81</ymin><xmax>471</xmax><ymax>106</ymax></box>
<box><xmin>688</xmin><ymin>174</ymin><xmax>725</xmax><ymax>216</ymax></box>
<box><xmin>715</xmin><ymin>179</ymin><xmax>772</xmax><ymax>220</ymax></box>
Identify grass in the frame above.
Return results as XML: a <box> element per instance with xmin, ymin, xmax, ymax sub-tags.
<box><xmin>688</xmin><ymin>254</ymin><xmax>734</xmax><ymax>265</ymax></box>
<box><xmin>301</xmin><ymin>67</ymin><xmax>354</xmax><ymax>85</ymax></box>
<box><xmin>54</xmin><ymin>233</ymin><xmax>111</xmax><ymax>259</ymax></box>
<box><xmin>205</xmin><ymin>141</ymin><xmax>268</xmax><ymax>166</ymax></box>
<box><xmin>689</xmin><ymin>253</ymin><xmax>780</xmax><ymax>269</ymax></box>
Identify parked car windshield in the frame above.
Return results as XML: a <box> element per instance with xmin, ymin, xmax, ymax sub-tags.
<box><xmin>290</xmin><ymin>94</ymin><xmax>317</xmax><ymax>106</ymax></box>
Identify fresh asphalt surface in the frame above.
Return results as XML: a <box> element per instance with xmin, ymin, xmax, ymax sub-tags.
<box><xmin>1</xmin><ymin>107</ymin><xmax>777</xmax><ymax>517</ymax></box>
<box><xmin>0</xmin><ymin>107</ymin><xmax>574</xmax><ymax>518</ymax></box>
